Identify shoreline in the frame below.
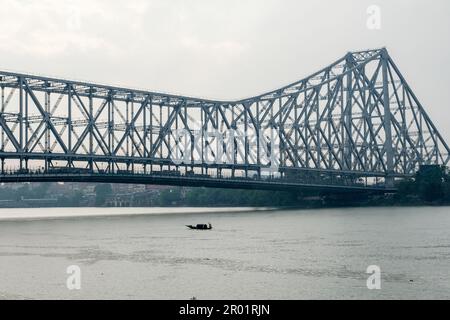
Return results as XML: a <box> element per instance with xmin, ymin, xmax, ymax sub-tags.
<box><xmin>0</xmin><ymin>206</ymin><xmax>277</xmax><ymax>222</ymax></box>
<box><xmin>0</xmin><ymin>204</ymin><xmax>449</xmax><ymax>222</ymax></box>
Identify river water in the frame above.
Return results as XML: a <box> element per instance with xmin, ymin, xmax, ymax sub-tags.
<box><xmin>0</xmin><ymin>206</ymin><xmax>449</xmax><ymax>299</ymax></box>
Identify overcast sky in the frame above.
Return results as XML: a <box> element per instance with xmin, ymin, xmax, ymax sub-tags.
<box><xmin>0</xmin><ymin>0</ymin><xmax>449</xmax><ymax>139</ymax></box>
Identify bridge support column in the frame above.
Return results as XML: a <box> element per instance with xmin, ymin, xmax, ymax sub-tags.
<box><xmin>381</xmin><ymin>49</ymin><xmax>394</xmax><ymax>189</ymax></box>
<box><xmin>344</xmin><ymin>54</ymin><xmax>353</xmax><ymax>170</ymax></box>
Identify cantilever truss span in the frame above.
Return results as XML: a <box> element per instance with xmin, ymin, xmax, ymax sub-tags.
<box><xmin>0</xmin><ymin>48</ymin><xmax>448</xmax><ymax>192</ymax></box>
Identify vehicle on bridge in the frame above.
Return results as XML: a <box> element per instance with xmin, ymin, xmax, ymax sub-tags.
<box><xmin>158</xmin><ymin>170</ymin><xmax>181</xmax><ymax>177</ymax></box>
<box><xmin>47</xmin><ymin>167</ymin><xmax>92</xmax><ymax>174</ymax></box>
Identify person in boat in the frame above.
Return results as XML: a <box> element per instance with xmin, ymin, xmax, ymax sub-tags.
<box><xmin>186</xmin><ymin>223</ymin><xmax>212</xmax><ymax>229</ymax></box>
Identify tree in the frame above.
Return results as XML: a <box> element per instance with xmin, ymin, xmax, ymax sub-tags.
<box><xmin>158</xmin><ymin>188</ymin><xmax>182</xmax><ymax>206</ymax></box>
<box><xmin>415</xmin><ymin>165</ymin><xmax>445</xmax><ymax>202</ymax></box>
<box><xmin>94</xmin><ymin>184</ymin><xmax>112</xmax><ymax>206</ymax></box>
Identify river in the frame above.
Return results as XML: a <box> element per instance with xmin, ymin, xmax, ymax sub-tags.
<box><xmin>0</xmin><ymin>206</ymin><xmax>449</xmax><ymax>299</ymax></box>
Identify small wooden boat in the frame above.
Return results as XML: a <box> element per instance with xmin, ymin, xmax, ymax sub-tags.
<box><xmin>186</xmin><ymin>223</ymin><xmax>212</xmax><ymax>230</ymax></box>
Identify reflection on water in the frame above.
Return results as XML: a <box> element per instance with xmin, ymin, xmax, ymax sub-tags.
<box><xmin>0</xmin><ymin>206</ymin><xmax>449</xmax><ymax>299</ymax></box>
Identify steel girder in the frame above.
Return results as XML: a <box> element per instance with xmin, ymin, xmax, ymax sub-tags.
<box><xmin>0</xmin><ymin>48</ymin><xmax>448</xmax><ymax>189</ymax></box>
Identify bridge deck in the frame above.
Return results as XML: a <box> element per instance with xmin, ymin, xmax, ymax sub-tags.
<box><xmin>0</xmin><ymin>172</ymin><xmax>394</xmax><ymax>194</ymax></box>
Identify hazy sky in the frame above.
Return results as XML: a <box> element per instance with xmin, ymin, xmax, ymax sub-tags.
<box><xmin>0</xmin><ymin>0</ymin><xmax>449</xmax><ymax>139</ymax></box>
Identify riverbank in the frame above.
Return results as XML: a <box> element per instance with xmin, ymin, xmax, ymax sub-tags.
<box><xmin>0</xmin><ymin>207</ymin><xmax>275</xmax><ymax>221</ymax></box>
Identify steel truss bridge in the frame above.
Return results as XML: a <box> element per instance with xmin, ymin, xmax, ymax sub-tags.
<box><xmin>0</xmin><ymin>48</ymin><xmax>448</xmax><ymax>193</ymax></box>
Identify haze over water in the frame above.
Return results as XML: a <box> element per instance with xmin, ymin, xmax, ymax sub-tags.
<box><xmin>0</xmin><ymin>206</ymin><xmax>449</xmax><ymax>299</ymax></box>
